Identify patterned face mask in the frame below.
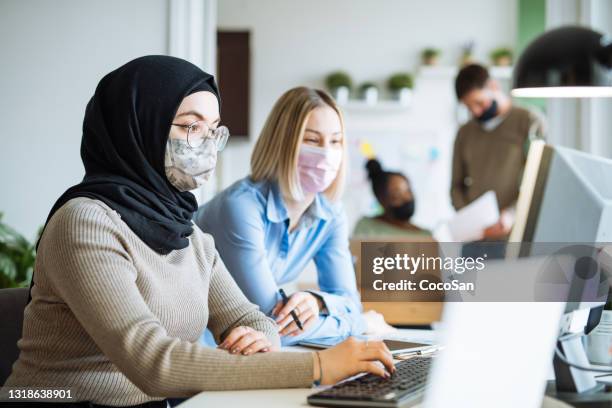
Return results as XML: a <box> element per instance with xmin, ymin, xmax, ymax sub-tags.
<box><xmin>164</xmin><ymin>138</ymin><xmax>217</xmax><ymax>191</ymax></box>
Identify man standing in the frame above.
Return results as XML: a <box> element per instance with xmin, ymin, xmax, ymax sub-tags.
<box><xmin>451</xmin><ymin>64</ymin><xmax>545</xmax><ymax>238</ymax></box>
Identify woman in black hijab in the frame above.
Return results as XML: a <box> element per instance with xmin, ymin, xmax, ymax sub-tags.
<box><xmin>45</xmin><ymin>55</ymin><xmax>210</xmax><ymax>254</ymax></box>
<box><xmin>3</xmin><ymin>56</ymin><xmax>393</xmax><ymax>408</ymax></box>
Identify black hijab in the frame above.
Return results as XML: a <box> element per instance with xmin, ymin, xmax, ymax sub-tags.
<box><xmin>41</xmin><ymin>55</ymin><xmax>220</xmax><ymax>254</ymax></box>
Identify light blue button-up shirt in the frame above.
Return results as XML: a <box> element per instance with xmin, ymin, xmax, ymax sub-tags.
<box><xmin>194</xmin><ymin>177</ymin><xmax>366</xmax><ymax>345</ymax></box>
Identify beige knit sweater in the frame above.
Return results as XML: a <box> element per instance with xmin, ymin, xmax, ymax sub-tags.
<box><xmin>3</xmin><ymin>198</ymin><xmax>313</xmax><ymax>406</ymax></box>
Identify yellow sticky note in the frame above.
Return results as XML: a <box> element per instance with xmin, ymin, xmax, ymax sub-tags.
<box><xmin>360</xmin><ymin>142</ymin><xmax>375</xmax><ymax>159</ymax></box>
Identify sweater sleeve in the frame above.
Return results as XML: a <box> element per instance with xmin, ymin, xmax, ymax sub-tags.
<box><xmin>204</xmin><ymin>236</ymin><xmax>281</xmax><ymax>348</ymax></box>
<box><xmin>41</xmin><ymin>200</ymin><xmax>313</xmax><ymax>397</ymax></box>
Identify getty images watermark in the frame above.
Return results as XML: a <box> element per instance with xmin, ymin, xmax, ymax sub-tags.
<box><xmin>359</xmin><ymin>242</ymin><xmax>612</xmax><ymax>302</ymax></box>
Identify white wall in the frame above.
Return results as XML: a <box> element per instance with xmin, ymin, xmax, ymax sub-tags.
<box><xmin>217</xmin><ymin>0</ymin><xmax>518</xmax><ymax>229</ymax></box>
<box><xmin>0</xmin><ymin>0</ymin><xmax>169</xmax><ymax>238</ymax></box>
<box><xmin>218</xmin><ymin>0</ymin><xmax>516</xmax><ymax>138</ymax></box>
<box><xmin>579</xmin><ymin>0</ymin><xmax>612</xmax><ymax>159</ymax></box>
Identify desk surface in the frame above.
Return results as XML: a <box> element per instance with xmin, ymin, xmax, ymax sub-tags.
<box><xmin>177</xmin><ymin>329</ymin><xmax>434</xmax><ymax>408</ymax></box>
<box><xmin>178</xmin><ymin>391</ymin><xmax>570</xmax><ymax>408</ymax></box>
<box><xmin>176</xmin><ymin>328</ymin><xmax>573</xmax><ymax>408</ymax></box>
<box><xmin>178</xmin><ymin>388</ymin><xmax>313</xmax><ymax>408</ymax></box>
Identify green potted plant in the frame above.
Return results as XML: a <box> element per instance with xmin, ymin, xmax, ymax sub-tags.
<box><xmin>490</xmin><ymin>47</ymin><xmax>513</xmax><ymax>66</ymax></box>
<box><xmin>325</xmin><ymin>71</ymin><xmax>352</xmax><ymax>104</ymax></box>
<box><xmin>0</xmin><ymin>213</ymin><xmax>38</xmax><ymax>288</ymax></box>
<box><xmin>387</xmin><ymin>73</ymin><xmax>414</xmax><ymax>105</ymax></box>
<box><xmin>421</xmin><ymin>48</ymin><xmax>441</xmax><ymax>66</ymax></box>
<box><xmin>359</xmin><ymin>82</ymin><xmax>379</xmax><ymax>105</ymax></box>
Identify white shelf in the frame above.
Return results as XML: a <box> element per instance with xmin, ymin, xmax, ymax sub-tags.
<box><xmin>339</xmin><ymin>100</ymin><xmax>411</xmax><ymax>113</ymax></box>
<box><xmin>489</xmin><ymin>66</ymin><xmax>513</xmax><ymax>79</ymax></box>
<box><xmin>417</xmin><ymin>65</ymin><xmax>513</xmax><ymax>80</ymax></box>
<box><xmin>417</xmin><ymin>65</ymin><xmax>458</xmax><ymax>78</ymax></box>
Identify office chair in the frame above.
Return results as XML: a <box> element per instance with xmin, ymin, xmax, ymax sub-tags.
<box><xmin>0</xmin><ymin>287</ymin><xmax>28</xmax><ymax>385</ymax></box>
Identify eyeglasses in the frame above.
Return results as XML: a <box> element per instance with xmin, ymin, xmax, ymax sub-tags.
<box><xmin>171</xmin><ymin>120</ymin><xmax>230</xmax><ymax>150</ymax></box>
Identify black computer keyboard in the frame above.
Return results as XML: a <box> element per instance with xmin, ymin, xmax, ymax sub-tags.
<box><xmin>307</xmin><ymin>357</ymin><xmax>432</xmax><ymax>407</ymax></box>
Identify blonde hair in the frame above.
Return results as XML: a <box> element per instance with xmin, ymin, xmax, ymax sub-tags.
<box><xmin>251</xmin><ymin>87</ymin><xmax>346</xmax><ymax>202</ymax></box>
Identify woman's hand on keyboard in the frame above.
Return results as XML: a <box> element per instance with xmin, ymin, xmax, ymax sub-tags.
<box><xmin>315</xmin><ymin>337</ymin><xmax>396</xmax><ymax>385</ymax></box>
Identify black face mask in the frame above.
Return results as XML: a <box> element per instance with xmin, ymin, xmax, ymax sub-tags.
<box><xmin>477</xmin><ymin>99</ymin><xmax>498</xmax><ymax>122</ymax></box>
<box><xmin>391</xmin><ymin>200</ymin><xmax>415</xmax><ymax>221</ymax></box>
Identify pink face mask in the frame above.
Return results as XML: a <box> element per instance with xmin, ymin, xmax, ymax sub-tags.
<box><xmin>297</xmin><ymin>144</ymin><xmax>343</xmax><ymax>193</ymax></box>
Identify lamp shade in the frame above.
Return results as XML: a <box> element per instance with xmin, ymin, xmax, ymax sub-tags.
<box><xmin>512</xmin><ymin>26</ymin><xmax>612</xmax><ymax>98</ymax></box>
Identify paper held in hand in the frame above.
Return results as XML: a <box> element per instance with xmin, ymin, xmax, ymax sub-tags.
<box><xmin>433</xmin><ymin>191</ymin><xmax>500</xmax><ymax>242</ymax></box>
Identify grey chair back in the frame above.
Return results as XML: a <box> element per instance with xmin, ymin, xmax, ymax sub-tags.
<box><xmin>0</xmin><ymin>287</ymin><xmax>28</xmax><ymax>386</ymax></box>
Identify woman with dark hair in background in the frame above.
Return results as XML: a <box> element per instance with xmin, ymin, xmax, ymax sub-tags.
<box><xmin>353</xmin><ymin>159</ymin><xmax>431</xmax><ymax>239</ymax></box>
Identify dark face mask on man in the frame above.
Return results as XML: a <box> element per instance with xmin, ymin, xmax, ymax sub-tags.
<box><xmin>390</xmin><ymin>200</ymin><xmax>415</xmax><ymax>221</ymax></box>
<box><xmin>477</xmin><ymin>99</ymin><xmax>498</xmax><ymax>122</ymax></box>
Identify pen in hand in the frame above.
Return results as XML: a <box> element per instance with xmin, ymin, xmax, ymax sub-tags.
<box><xmin>278</xmin><ymin>288</ymin><xmax>304</xmax><ymax>331</ymax></box>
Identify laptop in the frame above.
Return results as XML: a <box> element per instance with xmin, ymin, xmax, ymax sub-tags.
<box><xmin>299</xmin><ymin>336</ymin><xmax>434</xmax><ymax>356</ymax></box>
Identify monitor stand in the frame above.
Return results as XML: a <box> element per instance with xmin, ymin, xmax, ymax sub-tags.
<box><xmin>546</xmin><ymin>337</ymin><xmax>608</xmax><ymax>406</ymax></box>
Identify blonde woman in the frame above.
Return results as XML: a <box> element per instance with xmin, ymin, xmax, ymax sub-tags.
<box><xmin>2</xmin><ymin>59</ymin><xmax>395</xmax><ymax>408</ymax></box>
<box><xmin>194</xmin><ymin>87</ymin><xmax>392</xmax><ymax>346</ymax></box>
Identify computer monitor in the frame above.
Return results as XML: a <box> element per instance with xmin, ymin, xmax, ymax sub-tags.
<box><xmin>510</xmin><ymin>140</ymin><xmax>612</xmax><ymax>246</ymax></box>
<box><xmin>509</xmin><ymin>140</ymin><xmax>610</xmax><ymax>297</ymax></box>
<box><xmin>509</xmin><ymin>140</ymin><xmax>611</xmax><ymax>307</ymax></box>
<box><xmin>508</xmin><ymin>140</ymin><xmax>612</xmax><ymax>394</ymax></box>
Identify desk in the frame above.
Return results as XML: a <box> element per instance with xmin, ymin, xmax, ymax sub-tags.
<box><xmin>177</xmin><ymin>388</ymin><xmax>313</xmax><ymax>408</ymax></box>
<box><xmin>177</xmin><ymin>389</ymin><xmax>570</xmax><ymax>408</ymax></box>
<box><xmin>177</xmin><ymin>329</ymin><xmax>431</xmax><ymax>408</ymax></box>
<box><xmin>176</xmin><ymin>328</ymin><xmax>571</xmax><ymax>408</ymax></box>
